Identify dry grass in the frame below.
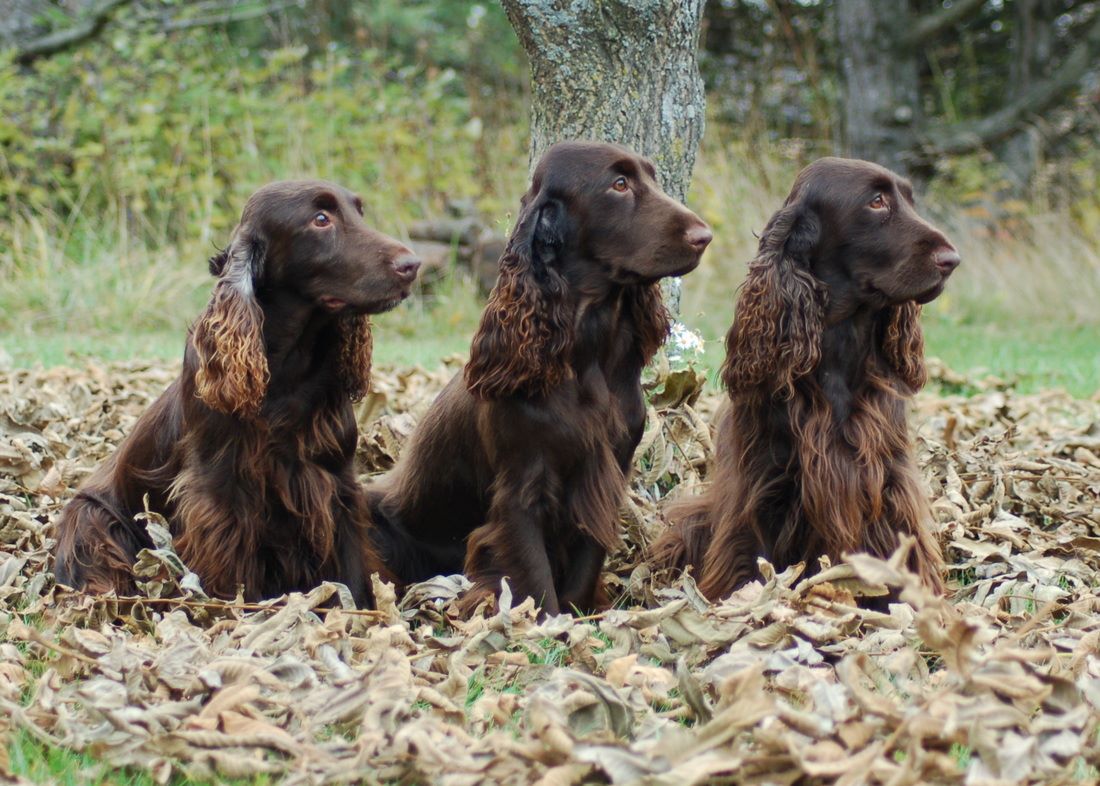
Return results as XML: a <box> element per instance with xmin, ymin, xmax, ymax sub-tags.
<box><xmin>2</xmin><ymin>136</ymin><xmax>1098</xmax><ymax>395</ymax></box>
<box><xmin>940</xmin><ymin>210</ymin><xmax>1100</xmax><ymax>324</ymax></box>
<box><xmin>0</xmin><ymin>212</ymin><xmax>209</xmax><ymax>339</ymax></box>
<box><xmin>679</xmin><ymin>139</ymin><xmax>1100</xmax><ymax>337</ymax></box>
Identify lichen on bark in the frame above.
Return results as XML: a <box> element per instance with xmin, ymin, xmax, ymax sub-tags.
<box><xmin>502</xmin><ymin>0</ymin><xmax>708</xmax><ymax>313</ymax></box>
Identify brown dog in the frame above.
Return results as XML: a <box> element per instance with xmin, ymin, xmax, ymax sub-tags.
<box><xmin>652</xmin><ymin>157</ymin><xmax>959</xmax><ymax>602</ymax></box>
<box><xmin>54</xmin><ymin>181</ymin><xmax>420</xmax><ymax>605</ymax></box>
<box><xmin>368</xmin><ymin>141</ymin><xmax>712</xmax><ymax>615</ymax></box>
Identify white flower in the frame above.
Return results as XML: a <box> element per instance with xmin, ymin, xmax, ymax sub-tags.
<box><xmin>666</xmin><ymin>321</ymin><xmax>705</xmax><ymax>365</ymax></box>
<box><xmin>467</xmin><ymin>4</ymin><xmax>487</xmax><ymax>29</ymax></box>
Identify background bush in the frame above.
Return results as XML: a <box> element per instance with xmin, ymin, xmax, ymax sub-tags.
<box><xmin>1</xmin><ymin>0</ymin><xmax>1097</xmax><ymax>393</ymax></box>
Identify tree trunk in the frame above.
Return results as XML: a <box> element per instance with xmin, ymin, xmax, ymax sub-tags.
<box><xmin>996</xmin><ymin>0</ymin><xmax>1055</xmax><ymax>191</ymax></box>
<box><xmin>501</xmin><ymin>0</ymin><xmax>707</xmax><ymax>314</ymax></box>
<box><xmin>836</xmin><ymin>0</ymin><xmax>920</xmax><ymax>176</ymax></box>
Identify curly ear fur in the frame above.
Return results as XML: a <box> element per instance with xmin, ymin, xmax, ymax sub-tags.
<box><xmin>191</xmin><ymin>232</ymin><xmax>269</xmax><ymax>417</ymax></box>
<box><xmin>721</xmin><ymin>204</ymin><xmax>826</xmax><ymax>397</ymax></box>
<box><xmin>465</xmin><ymin>199</ymin><xmax>574</xmax><ymax>399</ymax></box>
<box><xmin>337</xmin><ymin>314</ymin><xmax>373</xmax><ymax>401</ymax></box>
<box><xmin>881</xmin><ymin>301</ymin><xmax>927</xmax><ymax>391</ymax></box>
<box><xmin>628</xmin><ymin>283</ymin><xmax>671</xmax><ymax>364</ymax></box>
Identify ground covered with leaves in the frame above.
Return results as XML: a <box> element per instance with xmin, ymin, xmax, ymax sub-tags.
<box><xmin>1</xmin><ymin>358</ymin><xmax>1099</xmax><ymax>785</ymax></box>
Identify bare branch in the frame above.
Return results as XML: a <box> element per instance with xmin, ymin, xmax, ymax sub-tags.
<box><xmin>921</xmin><ymin>10</ymin><xmax>1100</xmax><ymax>155</ymax></box>
<box><xmin>10</xmin><ymin>0</ymin><xmax>304</xmax><ymax>63</ymax></box>
<box><xmin>904</xmin><ymin>0</ymin><xmax>987</xmax><ymax>48</ymax></box>
<box><xmin>13</xmin><ymin>0</ymin><xmax>133</xmax><ymax>65</ymax></box>
<box><xmin>159</xmin><ymin>1</ymin><xmax>305</xmax><ymax>32</ymax></box>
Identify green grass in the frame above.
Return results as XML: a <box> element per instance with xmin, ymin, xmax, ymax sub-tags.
<box><xmin>2</xmin><ymin>275</ymin><xmax>484</xmax><ymax>372</ymax></box>
<box><xmin>515</xmin><ymin>637</ymin><xmax>570</xmax><ymax>667</ymax></box>
<box><xmin>922</xmin><ymin>316</ymin><xmax>1100</xmax><ymax>396</ymax></box>
<box><xmin>1</xmin><ymin>328</ymin><xmax>474</xmax><ymax>371</ymax></box>
<box><xmin>465</xmin><ymin>668</ymin><xmax>487</xmax><ymax>710</ymax></box>
<box><xmin>5</xmin><ymin>728</ymin><xmax>274</xmax><ymax>786</ymax></box>
<box><xmin>691</xmin><ymin>313</ymin><xmax>1099</xmax><ymax>398</ymax></box>
<box><xmin>950</xmin><ymin>742</ymin><xmax>972</xmax><ymax>771</ymax></box>
<box><xmin>6</xmin><ymin>306</ymin><xmax>1098</xmax><ymax>398</ymax></box>
<box><xmin>1075</xmin><ymin>754</ymin><xmax>1100</xmax><ymax>781</ymax></box>
<box><xmin>3</xmin><ymin>330</ymin><xmax>185</xmax><ymax>368</ymax></box>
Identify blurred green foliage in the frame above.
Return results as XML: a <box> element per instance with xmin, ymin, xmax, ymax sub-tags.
<box><xmin>0</xmin><ymin>1</ymin><xmax>526</xmax><ymax>251</ymax></box>
<box><xmin>0</xmin><ymin>1</ymin><xmax>1097</xmax><ymax>395</ymax></box>
<box><xmin>0</xmin><ymin>1</ymin><xmax>529</xmax><ymax>340</ymax></box>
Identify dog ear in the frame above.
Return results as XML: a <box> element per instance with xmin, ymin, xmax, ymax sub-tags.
<box><xmin>336</xmin><ymin>314</ymin><xmax>373</xmax><ymax>401</ymax></box>
<box><xmin>191</xmin><ymin>228</ymin><xmax>269</xmax><ymax>417</ymax></box>
<box><xmin>464</xmin><ymin>194</ymin><xmax>574</xmax><ymax>399</ymax></box>
<box><xmin>208</xmin><ymin>248</ymin><xmax>230</xmax><ymax>276</ymax></box>
<box><xmin>721</xmin><ymin>202</ymin><xmax>826</xmax><ymax>397</ymax></box>
<box><xmin>880</xmin><ymin>301</ymin><xmax>927</xmax><ymax>391</ymax></box>
<box><xmin>626</xmin><ymin>283</ymin><xmax>671</xmax><ymax>365</ymax></box>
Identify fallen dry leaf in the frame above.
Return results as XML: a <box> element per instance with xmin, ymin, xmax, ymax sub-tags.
<box><xmin>0</xmin><ymin>359</ymin><xmax>1097</xmax><ymax>784</ymax></box>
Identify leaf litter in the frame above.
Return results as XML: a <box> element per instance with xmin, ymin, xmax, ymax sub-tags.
<box><xmin>0</xmin><ymin>357</ymin><xmax>1098</xmax><ymax>785</ymax></box>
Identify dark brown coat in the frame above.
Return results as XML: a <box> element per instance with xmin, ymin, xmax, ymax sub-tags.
<box><xmin>369</xmin><ymin>142</ymin><xmax>712</xmax><ymax>615</ymax></box>
<box><xmin>652</xmin><ymin>158</ymin><xmax>959</xmax><ymax>602</ymax></box>
<box><xmin>53</xmin><ymin>180</ymin><xmax>421</xmax><ymax>605</ymax></box>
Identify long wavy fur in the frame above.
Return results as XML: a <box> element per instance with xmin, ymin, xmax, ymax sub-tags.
<box><xmin>721</xmin><ymin>204</ymin><xmax>826</xmax><ymax>397</ymax></box>
<box><xmin>629</xmin><ymin>282</ymin><xmax>672</xmax><ymax>366</ymax></box>
<box><xmin>192</xmin><ymin>237</ymin><xmax>374</xmax><ymax>414</ymax></box>
<box><xmin>654</xmin><ymin>200</ymin><xmax>943</xmax><ymax>601</ymax></box>
<box><xmin>337</xmin><ymin>314</ymin><xmax>373</xmax><ymax>401</ymax></box>
<box><xmin>465</xmin><ymin>199</ymin><xmax>574</xmax><ymax>399</ymax></box>
<box><xmin>54</xmin><ymin>182</ymin><xmax>389</xmax><ymax>608</ymax></box>
<box><xmin>192</xmin><ymin>235</ymin><xmax>269</xmax><ymax>417</ymax></box>
<box><xmin>881</xmin><ymin>301</ymin><xmax>927</xmax><ymax>391</ymax></box>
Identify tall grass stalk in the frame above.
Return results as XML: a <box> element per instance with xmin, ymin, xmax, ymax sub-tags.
<box><xmin>680</xmin><ymin>139</ymin><xmax>1100</xmax><ymax>344</ymax></box>
<box><xmin>2</xmin><ymin>126</ymin><xmax>1097</xmax><ymax>395</ymax></box>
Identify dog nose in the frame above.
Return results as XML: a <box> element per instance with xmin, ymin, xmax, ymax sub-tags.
<box><xmin>685</xmin><ymin>225</ymin><xmax>713</xmax><ymax>252</ymax></box>
<box><xmin>934</xmin><ymin>247</ymin><xmax>961</xmax><ymax>275</ymax></box>
<box><xmin>393</xmin><ymin>253</ymin><xmax>421</xmax><ymax>282</ymax></box>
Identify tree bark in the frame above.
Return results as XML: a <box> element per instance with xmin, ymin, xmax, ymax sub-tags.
<box><xmin>501</xmin><ymin>0</ymin><xmax>707</xmax><ymax>314</ymax></box>
<box><xmin>995</xmin><ymin>0</ymin><xmax>1055</xmax><ymax>190</ymax></box>
<box><xmin>836</xmin><ymin>0</ymin><xmax>920</xmax><ymax>177</ymax></box>
<box><xmin>501</xmin><ymin>0</ymin><xmax>706</xmax><ymax>201</ymax></box>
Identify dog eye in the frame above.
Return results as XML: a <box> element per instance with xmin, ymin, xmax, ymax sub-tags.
<box><xmin>868</xmin><ymin>194</ymin><xmax>888</xmax><ymax>210</ymax></box>
<box><xmin>611</xmin><ymin>176</ymin><xmax>629</xmax><ymax>193</ymax></box>
<box><xmin>312</xmin><ymin>212</ymin><xmax>331</xmax><ymax>227</ymax></box>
